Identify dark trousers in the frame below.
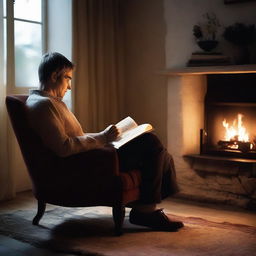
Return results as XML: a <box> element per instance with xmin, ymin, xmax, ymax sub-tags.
<box><xmin>117</xmin><ymin>133</ymin><xmax>179</xmax><ymax>204</ymax></box>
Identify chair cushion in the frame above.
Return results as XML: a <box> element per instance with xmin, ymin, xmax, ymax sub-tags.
<box><xmin>120</xmin><ymin>169</ymin><xmax>141</xmax><ymax>190</ymax></box>
<box><xmin>120</xmin><ymin>169</ymin><xmax>141</xmax><ymax>204</ymax></box>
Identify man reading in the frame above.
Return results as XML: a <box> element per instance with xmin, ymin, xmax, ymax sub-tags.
<box><xmin>26</xmin><ymin>52</ymin><xmax>184</xmax><ymax>231</ymax></box>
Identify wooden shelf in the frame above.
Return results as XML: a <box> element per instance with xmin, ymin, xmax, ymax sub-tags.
<box><xmin>158</xmin><ymin>64</ymin><xmax>256</xmax><ymax>76</ymax></box>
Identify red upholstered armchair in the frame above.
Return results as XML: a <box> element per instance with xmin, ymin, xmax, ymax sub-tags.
<box><xmin>6</xmin><ymin>95</ymin><xmax>142</xmax><ymax>235</ymax></box>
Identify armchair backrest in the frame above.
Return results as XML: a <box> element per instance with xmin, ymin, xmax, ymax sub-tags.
<box><xmin>5</xmin><ymin>95</ymin><xmax>56</xmax><ymax>187</ymax></box>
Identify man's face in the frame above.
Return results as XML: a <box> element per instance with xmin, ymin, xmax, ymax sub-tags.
<box><xmin>53</xmin><ymin>68</ymin><xmax>73</xmax><ymax>98</ymax></box>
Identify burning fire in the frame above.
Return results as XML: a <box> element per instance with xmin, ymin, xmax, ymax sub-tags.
<box><xmin>222</xmin><ymin>113</ymin><xmax>249</xmax><ymax>142</ymax></box>
<box><xmin>218</xmin><ymin>113</ymin><xmax>255</xmax><ymax>152</ymax></box>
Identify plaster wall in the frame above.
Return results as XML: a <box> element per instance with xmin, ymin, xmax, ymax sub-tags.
<box><xmin>122</xmin><ymin>0</ymin><xmax>167</xmax><ymax>145</ymax></box>
<box><xmin>164</xmin><ymin>0</ymin><xmax>256</xmax><ymax>68</ymax></box>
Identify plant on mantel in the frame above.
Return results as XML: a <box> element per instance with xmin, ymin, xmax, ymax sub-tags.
<box><xmin>223</xmin><ymin>23</ymin><xmax>256</xmax><ymax>64</ymax></box>
<box><xmin>193</xmin><ymin>12</ymin><xmax>220</xmax><ymax>52</ymax></box>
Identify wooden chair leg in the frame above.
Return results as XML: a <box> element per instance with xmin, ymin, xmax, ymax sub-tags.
<box><xmin>112</xmin><ymin>204</ymin><xmax>125</xmax><ymax>236</ymax></box>
<box><xmin>32</xmin><ymin>200</ymin><xmax>46</xmax><ymax>225</ymax></box>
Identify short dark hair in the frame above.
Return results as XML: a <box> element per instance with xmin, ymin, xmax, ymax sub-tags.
<box><xmin>38</xmin><ymin>52</ymin><xmax>74</xmax><ymax>83</ymax></box>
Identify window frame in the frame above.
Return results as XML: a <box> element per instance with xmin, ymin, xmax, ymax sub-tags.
<box><xmin>4</xmin><ymin>0</ymin><xmax>47</xmax><ymax>94</ymax></box>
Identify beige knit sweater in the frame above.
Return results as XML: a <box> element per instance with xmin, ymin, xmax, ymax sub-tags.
<box><xmin>26</xmin><ymin>90</ymin><xmax>106</xmax><ymax>157</ymax></box>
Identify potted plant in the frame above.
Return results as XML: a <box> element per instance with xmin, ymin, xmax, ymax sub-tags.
<box><xmin>193</xmin><ymin>12</ymin><xmax>220</xmax><ymax>52</ymax></box>
<box><xmin>223</xmin><ymin>23</ymin><xmax>256</xmax><ymax>64</ymax></box>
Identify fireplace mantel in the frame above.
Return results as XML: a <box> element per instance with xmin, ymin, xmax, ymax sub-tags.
<box><xmin>159</xmin><ymin>64</ymin><xmax>256</xmax><ymax>76</ymax></box>
<box><xmin>164</xmin><ymin>65</ymin><xmax>256</xmax><ymax>209</ymax></box>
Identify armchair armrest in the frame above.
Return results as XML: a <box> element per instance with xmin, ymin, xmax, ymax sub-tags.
<box><xmin>57</xmin><ymin>146</ymin><xmax>120</xmax><ymax>178</ymax></box>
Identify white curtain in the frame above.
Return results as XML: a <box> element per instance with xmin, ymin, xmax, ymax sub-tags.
<box><xmin>72</xmin><ymin>0</ymin><xmax>124</xmax><ymax>132</ymax></box>
<box><xmin>0</xmin><ymin>1</ymin><xmax>15</xmax><ymax>201</ymax></box>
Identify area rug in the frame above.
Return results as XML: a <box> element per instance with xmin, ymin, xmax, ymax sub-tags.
<box><xmin>0</xmin><ymin>206</ymin><xmax>256</xmax><ymax>256</ymax></box>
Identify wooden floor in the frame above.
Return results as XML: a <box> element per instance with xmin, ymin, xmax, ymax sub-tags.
<box><xmin>0</xmin><ymin>190</ymin><xmax>256</xmax><ymax>256</ymax></box>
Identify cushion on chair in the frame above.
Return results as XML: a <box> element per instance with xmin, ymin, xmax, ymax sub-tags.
<box><xmin>120</xmin><ymin>169</ymin><xmax>141</xmax><ymax>204</ymax></box>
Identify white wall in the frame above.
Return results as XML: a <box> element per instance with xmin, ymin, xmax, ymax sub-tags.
<box><xmin>122</xmin><ymin>0</ymin><xmax>168</xmax><ymax>144</ymax></box>
<box><xmin>164</xmin><ymin>0</ymin><xmax>256</xmax><ymax>68</ymax></box>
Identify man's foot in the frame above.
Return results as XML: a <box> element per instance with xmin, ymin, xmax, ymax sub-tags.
<box><xmin>129</xmin><ymin>208</ymin><xmax>184</xmax><ymax>231</ymax></box>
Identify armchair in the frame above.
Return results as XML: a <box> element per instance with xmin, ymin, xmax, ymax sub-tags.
<box><xmin>6</xmin><ymin>95</ymin><xmax>142</xmax><ymax>235</ymax></box>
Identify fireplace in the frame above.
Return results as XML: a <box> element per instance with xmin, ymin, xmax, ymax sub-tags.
<box><xmin>164</xmin><ymin>66</ymin><xmax>256</xmax><ymax>210</ymax></box>
<box><xmin>202</xmin><ymin>74</ymin><xmax>256</xmax><ymax>159</ymax></box>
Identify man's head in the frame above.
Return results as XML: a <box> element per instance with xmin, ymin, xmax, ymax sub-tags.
<box><xmin>38</xmin><ymin>52</ymin><xmax>74</xmax><ymax>98</ymax></box>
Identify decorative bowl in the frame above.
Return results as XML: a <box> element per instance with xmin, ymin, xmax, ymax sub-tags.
<box><xmin>197</xmin><ymin>40</ymin><xmax>218</xmax><ymax>52</ymax></box>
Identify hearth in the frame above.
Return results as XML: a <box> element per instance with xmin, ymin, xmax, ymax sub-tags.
<box><xmin>202</xmin><ymin>74</ymin><xmax>256</xmax><ymax>159</ymax></box>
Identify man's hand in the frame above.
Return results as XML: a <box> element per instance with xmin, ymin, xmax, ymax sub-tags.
<box><xmin>103</xmin><ymin>125</ymin><xmax>119</xmax><ymax>143</ymax></box>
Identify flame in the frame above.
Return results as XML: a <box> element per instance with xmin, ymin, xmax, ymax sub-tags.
<box><xmin>222</xmin><ymin>113</ymin><xmax>249</xmax><ymax>142</ymax></box>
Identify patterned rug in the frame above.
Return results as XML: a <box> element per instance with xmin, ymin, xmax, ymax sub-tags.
<box><xmin>0</xmin><ymin>206</ymin><xmax>256</xmax><ymax>256</ymax></box>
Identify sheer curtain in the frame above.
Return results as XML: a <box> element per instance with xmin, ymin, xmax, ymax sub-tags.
<box><xmin>0</xmin><ymin>1</ymin><xmax>15</xmax><ymax>200</ymax></box>
<box><xmin>72</xmin><ymin>0</ymin><xmax>124</xmax><ymax>132</ymax></box>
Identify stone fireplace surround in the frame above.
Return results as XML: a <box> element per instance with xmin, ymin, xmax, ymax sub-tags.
<box><xmin>162</xmin><ymin>65</ymin><xmax>256</xmax><ymax>210</ymax></box>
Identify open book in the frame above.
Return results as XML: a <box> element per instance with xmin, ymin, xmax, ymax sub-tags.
<box><xmin>111</xmin><ymin>116</ymin><xmax>153</xmax><ymax>149</ymax></box>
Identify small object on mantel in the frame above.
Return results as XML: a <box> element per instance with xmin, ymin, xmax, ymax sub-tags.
<box><xmin>187</xmin><ymin>52</ymin><xmax>231</xmax><ymax>67</ymax></box>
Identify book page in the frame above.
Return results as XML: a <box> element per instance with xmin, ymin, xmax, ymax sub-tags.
<box><xmin>115</xmin><ymin>116</ymin><xmax>138</xmax><ymax>134</ymax></box>
<box><xmin>112</xmin><ymin>123</ymin><xmax>153</xmax><ymax>149</ymax></box>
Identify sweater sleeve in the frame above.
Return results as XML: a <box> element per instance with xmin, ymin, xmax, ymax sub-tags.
<box><xmin>27</xmin><ymin>99</ymin><xmax>106</xmax><ymax>157</ymax></box>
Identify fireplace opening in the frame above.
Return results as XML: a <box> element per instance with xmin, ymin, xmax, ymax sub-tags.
<box><xmin>202</xmin><ymin>73</ymin><xmax>256</xmax><ymax>159</ymax></box>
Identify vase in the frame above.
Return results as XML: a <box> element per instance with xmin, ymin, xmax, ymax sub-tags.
<box><xmin>197</xmin><ymin>40</ymin><xmax>218</xmax><ymax>52</ymax></box>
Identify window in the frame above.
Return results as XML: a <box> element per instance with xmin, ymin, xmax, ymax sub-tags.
<box><xmin>3</xmin><ymin>0</ymin><xmax>45</xmax><ymax>90</ymax></box>
<box><xmin>2</xmin><ymin>0</ymin><xmax>72</xmax><ymax>109</ymax></box>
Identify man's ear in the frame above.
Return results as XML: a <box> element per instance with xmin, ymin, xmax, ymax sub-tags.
<box><xmin>50</xmin><ymin>72</ymin><xmax>58</xmax><ymax>83</ymax></box>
